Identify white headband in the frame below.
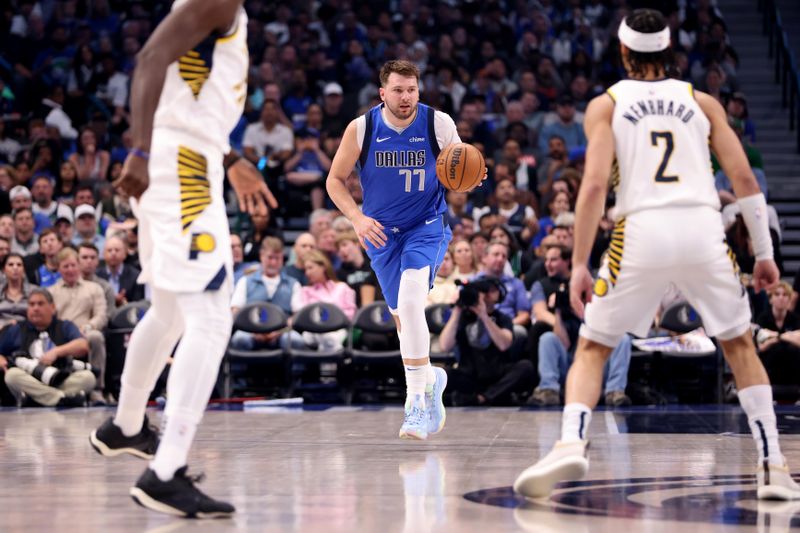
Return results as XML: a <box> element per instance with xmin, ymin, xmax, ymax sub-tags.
<box><xmin>618</xmin><ymin>18</ymin><xmax>670</xmax><ymax>53</ymax></box>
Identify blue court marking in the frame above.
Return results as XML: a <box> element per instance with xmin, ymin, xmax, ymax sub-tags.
<box><xmin>464</xmin><ymin>474</ymin><xmax>800</xmax><ymax>526</ymax></box>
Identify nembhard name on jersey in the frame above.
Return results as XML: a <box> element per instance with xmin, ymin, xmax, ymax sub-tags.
<box><xmin>621</xmin><ymin>99</ymin><xmax>696</xmax><ymax>125</ymax></box>
<box><xmin>374</xmin><ymin>150</ymin><xmax>427</xmax><ymax>168</ymax></box>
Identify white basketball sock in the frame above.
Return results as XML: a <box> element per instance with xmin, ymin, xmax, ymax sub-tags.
<box><xmin>114</xmin><ymin>289</ymin><xmax>183</xmax><ymax>437</ymax></box>
<box><xmin>561</xmin><ymin>403</ymin><xmax>592</xmax><ymax>442</ymax></box>
<box><xmin>739</xmin><ymin>384</ymin><xmax>783</xmax><ymax>467</ymax></box>
<box><xmin>149</xmin><ymin>289</ymin><xmax>231</xmax><ymax>481</ymax></box>
<box><xmin>151</xmin><ymin>411</ymin><xmax>198</xmax><ymax>482</ymax></box>
<box><xmin>405</xmin><ymin>364</ymin><xmax>428</xmax><ymax>406</ymax></box>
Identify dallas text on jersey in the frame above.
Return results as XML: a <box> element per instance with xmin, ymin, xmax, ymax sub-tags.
<box><xmin>374</xmin><ymin>150</ymin><xmax>427</xmax><ymax>168</ymax></box>
<box><xmin>621</xmin><ymin>99</ymin><xmax>696</xmax><ymax>125</ymax></box>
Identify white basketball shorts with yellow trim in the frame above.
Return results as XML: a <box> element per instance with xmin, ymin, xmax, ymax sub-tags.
<box><xmin>582</xmin><ymin>206</ymin><xmax>750</xmax><ymax>346</ymax></box>
<box><xmin>134</xmin><ymin>128</ymin><xmax>232</xmax><ymax>294</ymax></box>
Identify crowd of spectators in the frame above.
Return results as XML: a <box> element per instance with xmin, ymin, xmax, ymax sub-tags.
<box><xmin>0</xmin><ymin>0</ymin><xmax>797</xmax><ymax>406</ymax></box>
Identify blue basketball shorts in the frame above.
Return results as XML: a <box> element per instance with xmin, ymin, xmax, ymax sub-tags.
<box><xmin>365</xmin><ymin>214</ymin><xmax>452</xmax><ymax>311</ymax></box>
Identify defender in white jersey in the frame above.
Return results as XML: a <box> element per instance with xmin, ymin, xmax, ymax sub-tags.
<box><xmin>88</xmin><ymin>0</ymin><xmax>274</xmax><ymax>518</ymax></box>
<box><xmin>515</xmin><ymin>9</ymin><xmax>800</xmax><ymax>501</ymax></box>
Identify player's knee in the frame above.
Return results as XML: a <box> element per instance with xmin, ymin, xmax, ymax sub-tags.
<box><xmin>397</xmin><ymin>267</ymin><xmax>430</xmax><ymax>315</ymax></box>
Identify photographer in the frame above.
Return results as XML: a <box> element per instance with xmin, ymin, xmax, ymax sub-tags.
<box><xmin>439</xmin><ymin>277</ymin><xmax>536</xmax><ymax>406</ymax></box>
<box><xmin>2</xmin><ymin>288</ymin><xmax>93</xmax><ymax>407</ymax></box>
<box><xmin>529</xmin><ymin>281</ymin><xmax>631</xmax><ymax>407</ymax></box>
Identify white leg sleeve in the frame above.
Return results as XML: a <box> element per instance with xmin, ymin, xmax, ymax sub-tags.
<box><xmin>397</xmin><ymin>267</ymin><xmax>431</xmax><ymax>360</ymax></box>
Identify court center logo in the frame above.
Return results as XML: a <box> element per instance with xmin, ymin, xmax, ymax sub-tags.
<box><xmin>464</xmin><ymin>474</ymin><xmax>800</xmax><ymax>528</ymax></box>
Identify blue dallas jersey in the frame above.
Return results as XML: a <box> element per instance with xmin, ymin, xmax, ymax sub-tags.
<box><xmin>358</xmin><ymin>103</ymin><xmax>446</xmax><ymax>231</ymax></box>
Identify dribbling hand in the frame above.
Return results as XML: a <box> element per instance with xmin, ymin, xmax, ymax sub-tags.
<box><xmin>353</xmin><ymin>213</ymin><xmax>387</xmax><ymax>249</ymax></box>
<box><xmin>569</xmin><ymin>263</ymin><xmax>594</xmax><ymax>319</ymax></box>
<box><xmin>114</xmin><ymin>152</ymin><xmax>150</xmax><ymax>200</ymax></box>
<box><xmin>753</xmin><ymin>259</ymin><xmax>780</xmax><ymax>293</ymax></box>
<box><xmin>228</xmin><ymin>158</ymin><xmax>278</xmax><ymax>216</ymax></box>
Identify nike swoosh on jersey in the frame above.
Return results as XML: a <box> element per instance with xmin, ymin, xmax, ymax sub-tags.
<box><xmin>376</xmin><ymin>136</ymin><xmax>391</xmax><ymax>142</ymax></box>
<box><xmin>425</xmin><ymin>218</ymin><xmax>438</xmax><ymax>224</ymax></box>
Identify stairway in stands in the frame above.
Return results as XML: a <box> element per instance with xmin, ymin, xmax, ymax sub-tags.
<box><xmin>719</xmin><ymin>0</ymin><xmax>800</xmax><ymax>275</ymax></box>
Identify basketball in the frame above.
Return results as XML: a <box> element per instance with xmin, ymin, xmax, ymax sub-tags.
<box><xmin>436</xmin><ymin>142</ymin><xmax>485</xmax><ymax>193</ymax></box>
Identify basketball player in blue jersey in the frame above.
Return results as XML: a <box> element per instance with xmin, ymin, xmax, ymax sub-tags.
<box><xmin>515</xmin><ymin>9</ymin><xmax>800</xmax><ymax>501</ymax></box>
<box><xmin>88</xmin><ymin>0</ymin><xmax>275</xmax><ymax>518</ymax></box>
<box><xmin>328</xmin><ymin>60</ymin><xmax>466</xmax><ymax>440</ymax></box>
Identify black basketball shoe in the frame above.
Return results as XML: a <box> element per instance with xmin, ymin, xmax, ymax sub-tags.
<box><xmin>89</xmin><ymin>416</ymin><xmax>160</xmax><ymax>460</ymax></box>
<box><xmin>130</xmin><ymin>467</ymin><xmax>235</xmax><ymax>518</ymax></box>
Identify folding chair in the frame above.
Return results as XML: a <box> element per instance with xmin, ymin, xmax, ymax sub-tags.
<box><xmin>104</xmin><ymin>300</ymin><xmax>151</xmax><ymax>397</ymax></box>
<box><xmin>347</xmin><ymin>301</ymin><xmax>402</xmax><ymax>403</ymax></box>
<box><xmin>287</xmin><ymin>302</ymin><xmax>351</xmax><ymax>401</ymax></box>
<box><xmin>223</xmin><ymin>302</ymin><xmax>289</xmax><ymax>399</ymax></box>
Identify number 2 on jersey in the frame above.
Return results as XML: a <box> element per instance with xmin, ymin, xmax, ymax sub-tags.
<box><xmin>650</xmin><ymin>131</ymin><xmax>679</xmax><ymax>183</ymax></box>
<box><xmin>400</xmin><ymin>169</ymin><xmax>425</xmax><ymax>192</ymax></box>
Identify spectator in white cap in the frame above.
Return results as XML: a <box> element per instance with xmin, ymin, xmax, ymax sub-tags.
<box><xmin>10</xmin><ymin>185</ymin><xmax>50</xmax><ymax>233</ymax></box>
<box><xmin>31</xmin><ymin>174</ymin><xmax>72</xmax><ymax>227</ymax></box>
<box><xmin>72</xmin><ymin>203</ymin><xmax>105</xmax><ymax>254</ymax></box>
<box><xmin>322</xmin><ymin>82</ymin><xmax>347</xmax><ymax>137</ymax></box>
<box><xmin>54</xmin><ymin>212</ymin><xmax>74</xmax><ymax>244</ymax></box>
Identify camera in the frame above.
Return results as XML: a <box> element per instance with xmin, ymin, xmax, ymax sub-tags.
<box><xmin>12</xmin><ymin>354</ymin><xmax>72</xmax><ymax>387</ymax></box>
<box><xmin>455</xmin><ymin>277</ymin><xmax>507</xmax><ymax>309</ymax></box>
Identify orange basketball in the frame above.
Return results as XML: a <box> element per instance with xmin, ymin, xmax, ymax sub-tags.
<box><xmin>435</xmin><ymin>142</ymin><xmax>485</xmax><ymax>193</ymax></box>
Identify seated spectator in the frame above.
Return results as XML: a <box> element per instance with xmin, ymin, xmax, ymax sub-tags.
<box><xmin>71</xmin><ymin>203</ymin><xmax>106</xmax><ymax>253</ymax></box>
<box><xmin>55</xmin><ymin>161</ymin><xmax>79</xmax><ymax>205</ymax></box>
<box><xmin>282</xmin><ymin>232</ymin><xmax>316</xmax><ymax>285</ymax></box>
<box><xmin>489</xmin><ymin>224</ymin><xmax>531</xmax><ymax>277</ymax></box>
<box><xmin>11</xmin><ymin>207</ymin><xmax>39</xmax><ymax>256</ymax></box>
<box><xmin>291</xmin><ymin>250</ymin><xmax>356</xmax><ymax>351</ymax></box>
<box><xmin>284</xmin><ymin>128</ymin><xmax>331</xmax><ymax>211</ymax></box>
<box><xmin>11</xmin><ymin>185</ymin><xmax>50</xmax><ymax>232</ymax></box>
<box><xmin>231</xmin><ymin>233</ymin><xmax>259</xmax><ymax>285</ymax></box>
<box><xmin>755</xmin><ymin>282</ymin><xmax>800</xmax><ymax>393</ymax></box>
<box><xmin>0</xmin><ymin>237</ymin><xmax>10</xmax><ymax>274</ymax></box>
<box><xmin>531</xmin><ymin>190</ymin><xmax>572</xmax><ymax>248</ymax></box>
<box><xmin>77</xmin><ymin>243</ymin><xmax>115</xmax><ymax>319</ymax></box>
<box><xmin>475</xmin><ymin>241</ymin><xmax>531</xmax><ymax>355</ymax></box>
<box><xmin>537</xmin><ymin>95</ymin><xmax>586</xmax><ymax>155</ymax></box>
<box><xmin>67</xmin><ymin>127</ymin><xmax>110</xmax><ymax>182</ymax></box>
<box><xmin>0</xmin><ymin>215</ymin><xmax>13</xmax><ymax>242</ymax></box>
<box><xmin>238</xmin><ymin>209</ymin><xmax>283</xmax><ymax>262</ymax></box>
<box><xmin>427</xmin><ymin>249</ymin><xmax>458</xmax><ymax>305</ymax></box>
<box><xmin>2</xmin><ymin>288</ymin><xmax>92</xmax><ymax>407</ymax></box>
<box><xmin>439</xmin><ymin>276</ymin><xmax>535</xmax><ymax>405</ymax></box>
<box><xmin>536</xmin><ymin>135</ymin><xmax>569</xmax><ymax>199</ymax></box>
<box><xmin>242</xmin><ymin>99</ymin><xmax>294</xmax><ymax>170</ymax></box>
<box><xmin>31</xmin><ymin>174</ymin><xmax>72</xmax><ymax>227</ymax></box>
<box><xmin>336</xmin><ymin>230</ymin><xmax>381</xmax><ymax>306</ymax></box>
<box><xmin>0</xmin><ymin>253</ymin><xmax>37</xmax><ymax>329</ymax></box>
<box><xmin>449</xmin><ymin>239</ymin><xmax>478</xmax><ymax>283</ymax></box>
<box><xmin>230</xmin><ymin>236</ymin><xmax>302</xmax><ymax>350</ymax></box>
<box><xmin>476</xmin><ymin>177</ymin><xmax>538</xmax><ymax>245</ymax></box>
<box><xmin>523</xmin><ymin>235</ymin><xmax>559</xmax><ymax>290</ymax></box>
<box><xmin>96</xmin><ymin>235</ymin><xmax>143</xmax><ymax>305</ymax></box>
<box><xmin>23</xmin><ymin>228</ymin><xmax>63</xmax><ymax>287</ymax></box>
<box><xmin>49</xmin><ymin>248</ymin><xmax>108</xmax><ymax>404</ymax></box>
<box><xmin>72</xmin><ymin>184</ymin><xmax>112</xmax><ymax>235</ymax></box>
<box><xmin>318</xmin><ymin>227</ymin><xmax>341</xmax><ymax>270</ymax></box>
<box><xmin>529</xmin><ymin>282</ymin><xmax>631</xmax><ymax>407</ymax></box>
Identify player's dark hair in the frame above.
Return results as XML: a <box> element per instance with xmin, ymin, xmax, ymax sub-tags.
<box><xmin>623</xmin><ymin>9</ymin><xmax>679</xmax><ymax>79</ymax></box>
<box><xmin>379</xmin><ymin>60</ymin><xmax>420</xmax><ymax>87</ymax></box>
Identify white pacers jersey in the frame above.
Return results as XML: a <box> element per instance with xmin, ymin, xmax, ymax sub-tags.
<box><xmin>152</xmin><ymin>1</ymin><xmax>248</xmax><ymax>154</ymax></box>
<box><xmin>137</xmin><ymin>5</ymin><xmax>248</xmax><ymax>293</ymax></box>
<box><xmin>608</xmin><ymin>78</ymin><xmax>720</xmax><ymax>219</ymax></box>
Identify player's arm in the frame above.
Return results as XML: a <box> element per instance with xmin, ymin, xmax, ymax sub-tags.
<box><xmin>696</xmin><ymin>90</ymin><xmax>778</xmax><ymax>292</ymax></box>
<box><xmin>570</xmin><ymin>94</ymin><xmax>615</xmax><ymax>316</ymax></box>
<box><xmin>326</xmin><ymin>119</ymin><xmax>387</xmax><ymax>249</ymax></box>
<box><xmin>129</xmin><ymin>0</ymin><xmax>241</xmax><ymax>154</ymax></box>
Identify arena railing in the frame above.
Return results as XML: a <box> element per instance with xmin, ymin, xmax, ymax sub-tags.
<box><xmin>759</xmin><ymin>0</ymin><xmax>800</xmax><ymax>152</ymax></box>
